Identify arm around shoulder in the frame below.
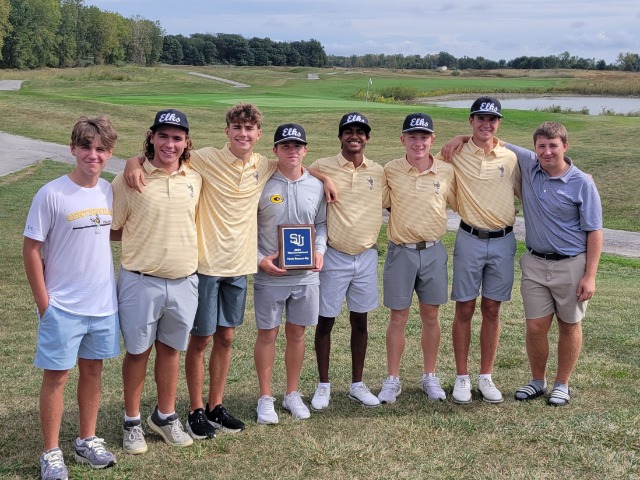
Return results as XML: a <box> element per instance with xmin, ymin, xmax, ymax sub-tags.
<box><xmin>123</xmin><ymin>155</ymin><xmax>147</xmax><ymax>192</ymax></box>
<box><xmin>308</xmin><ymin>167</ymin><xmax>338</xmax><ymax>203</ymax></box>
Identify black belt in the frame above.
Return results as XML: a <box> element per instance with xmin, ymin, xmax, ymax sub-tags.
<box><xmin>528</xmin><ymin>248</ymin><xmax>576</xmax><ymax>261</ymax></box>
<box><xmin>460</xmin><ymin>220</ymin><xmax>513</xmax><ymax>239</ymax></box>
<box><xmin>128</xmin><ymin>270</ymin><xmax>196</xmax><ymax>279</ymax></box>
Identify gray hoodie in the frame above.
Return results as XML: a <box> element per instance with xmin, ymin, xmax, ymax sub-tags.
<box><xmin>255</xmin><ymin>169</ymin><xmax>327</xmax><ymax>286</ymax></box>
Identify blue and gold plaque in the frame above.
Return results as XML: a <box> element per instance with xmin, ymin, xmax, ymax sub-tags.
<box><xmin>278</xmin><ymin>224</ymin><xmax>316</xmax><ymax>270</ymax></box>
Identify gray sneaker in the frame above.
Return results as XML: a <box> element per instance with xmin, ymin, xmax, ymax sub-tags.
<box><xmin>74</xmin><ymin>436</ymin><xmax>116</xmax><ymax>469</ymax></box>
<box><xmin>123</xmin><ymin>420</ymin><xmax>148</xmax><ymax>455</ymax></box>
<box><xmin>421</xmin><ymin>374</ymin><xmax>446</xmax><ymax>401</ymax></box>
<box><xmin>39</xmin><ymin>448</ymin><xmax>68</xmax><ymax>480</ymax></box>
<box><xmin>378</xmin><ymin>376</ymin><xmax>402</xmax><ymax>404</ymax></box>
<box><xmin>147</xmin><ymin>407</ymin><xmax>194</xmax><ymax>447</ymax></box>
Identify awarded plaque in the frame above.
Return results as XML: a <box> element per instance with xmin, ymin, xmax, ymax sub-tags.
<box><xmin>278</xmin><ymin>224</ymin><xmax>316</xmax><ymax>270</ymax></box>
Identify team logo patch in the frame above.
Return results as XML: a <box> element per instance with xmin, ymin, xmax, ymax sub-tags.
<box><xmin>270</xmin><ymin>194</ymin><xmax>284</xmax><ymax>204</ymax></box>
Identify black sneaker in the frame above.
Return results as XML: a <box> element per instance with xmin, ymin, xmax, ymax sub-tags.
<box><xmin>186</xmin><ymin>408</ymin><xmax>217</xmax><ymax>440</ymax></box>
<box><xmin>205</xmin><ymin>403</ymin><xmax>245</xmax><ymax>433</ymax></box>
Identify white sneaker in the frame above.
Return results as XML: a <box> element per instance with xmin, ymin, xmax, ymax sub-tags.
<box><xmin>477</xmin><ymin>376</ymin><xmax>504</xmax><ymax>404</ymax></box>
<box><xmin>257</xmin><ymin>395</ymin><xmax>279</xmax><ymax>425</ymax></box>
<box><xmin>421</xmin><ymin>374</ymin><xmax>446</xmax><ymax>401</ymax></box>
<box><xmin>282</xmin><ymin>391</ymin><xmax>311</xmax><ymax>419</ymax></box>
<box><xmin>349</xmin><ymin>382</ymin><xmax>381</xmax><ymax>407</ymax></box>
<box><xmin>452</xmin><ymin>376</ymin><xmax>472</xmax><ymax>404</ymax></box>
<box><xmin>378</xmin><ymin>376</ymin><xmax>402</xmax><ymax>404</ymax></box>
<box><xmin>311</xmin><ymin>383</ymin><xmax>331</xmax><ymax>411</ymax></box>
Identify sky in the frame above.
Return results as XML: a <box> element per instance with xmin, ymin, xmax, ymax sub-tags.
<box><xmin>85</xmin><ymin>0</ymin><xmax>640</xmax><ymax>63</ymax></box>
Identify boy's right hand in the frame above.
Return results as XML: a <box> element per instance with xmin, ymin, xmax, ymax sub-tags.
<box><xmin>36</xmin><ymin>299</ymin><xmax>49</xmax><ymax>318</ymax></box>
<box><xmin>259</xmin><ymin>252</ymin><xmax>287</xmax><ymax>276</ymax></box>
<box><xmin>124</xmin><ymin>156</ymin><xmax>147</xmax><ymax>192</ymax></box>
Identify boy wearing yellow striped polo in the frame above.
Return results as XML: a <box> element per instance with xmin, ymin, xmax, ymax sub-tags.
<box><xmin>112</xmin><ymin>109</ymin><xmax>202</xmax><ymax>452</ymax></box>
<box><xmin>377</xmin><ymin>113</ymin><xmax>456</xmax><ymax>404</ymax></box>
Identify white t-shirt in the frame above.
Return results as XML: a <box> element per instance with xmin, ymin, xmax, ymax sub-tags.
<box><xmin>24</xmin><ymin>175</ymin><xmax>117</xmax><ymax>316</ymax></box>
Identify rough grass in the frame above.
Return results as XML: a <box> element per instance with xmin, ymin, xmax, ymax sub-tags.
<box><xmin>1</xmin><ymin>162</ymin><xmax>639</xmax><ymax>479</ymax></box>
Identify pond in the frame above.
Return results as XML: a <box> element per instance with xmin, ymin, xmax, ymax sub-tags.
<box><xmin>425</xmin><ymin>96</ymin><xmax>640</xmax><ymax>116</ymax></box>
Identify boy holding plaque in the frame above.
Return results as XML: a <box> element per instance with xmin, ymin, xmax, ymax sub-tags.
<box><xmin>377</xmin><ymin>113</ymin><xmax>456</xmax><ymax>404</ymax></box>
<box><xmin>253</xmin><ymin>124</ymin><xmax>327</xmax><ymax>424</ymax></box>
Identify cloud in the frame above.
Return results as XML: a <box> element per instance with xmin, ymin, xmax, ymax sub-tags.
<box><xmin>83</xmin><ymin>0</ymin><xmax>640</xmax><ymax>63</ymax></box>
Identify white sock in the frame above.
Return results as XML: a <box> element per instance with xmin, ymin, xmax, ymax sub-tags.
<box><xmin>157</xmin><ymin>409</ymin><xmax>175</xmax><ymax>420</ymax></box>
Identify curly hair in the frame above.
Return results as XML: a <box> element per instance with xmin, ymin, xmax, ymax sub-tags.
<box><xmin>226</xmin><ymin>103</ymin><xmax>263</xmax><ymax>128</ymax></box>
<box><xmin>142</xmin><ymin>128</ymin><xmax>193</xmax><ymax>164</ymax></box>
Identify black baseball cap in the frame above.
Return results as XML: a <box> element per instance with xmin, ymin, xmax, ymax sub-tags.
<box><xmin>274</xmin><ymin>123</ymin><xmax>307</xmax><ymax>145</ymax></box>
<box><xmin>338</xmin><ymin>112</ymin><xmax>371</xmax><ymax>134</ymax></box>
<box><xmin>470</xmin><ymin>97</ymin><xmax>502</xmax><ymax>118</ymax></box>
<box><xmin>150</xmin><ymin>109</ymin><xmax>190</xmax><ymax>132</ymax></box>
<box><xmin>402</xmin><ymin>113</ymin><xmax>434</xmax><ymax>133</ymax></box>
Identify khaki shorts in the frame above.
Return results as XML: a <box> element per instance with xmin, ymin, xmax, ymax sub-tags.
<box><xmin>520</xmin><ymin>252</ymin><xmax>588</xmax><ymax>324</ymax></box>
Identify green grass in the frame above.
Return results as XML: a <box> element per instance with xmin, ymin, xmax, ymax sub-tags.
<box><xmin>1</xmin><ymin>162</ymin><xmax>639</xmax><ymax>479</ymax></box>
<box><xmin>1</xmin><ymin>65</ymin><xmax>639</xmax><ymax>230</ymax></box>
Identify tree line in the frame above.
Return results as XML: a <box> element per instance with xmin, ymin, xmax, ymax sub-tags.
<box><xmin>0</xmin><ymin>0</ymin><xmax>638</xmax><ymax>71</ymax></box>
<box><xmin>0</xmin><ymin>0</ymin><xmax>327</xmax><ymax>69</ymax></box>
<box><xmin>328</xmin><ymin>51</ymin><xmax>640</xmax><ymax>72</ymax></box>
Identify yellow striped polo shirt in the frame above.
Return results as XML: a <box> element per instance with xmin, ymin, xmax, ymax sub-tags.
<box><xmin>309</xmin><ymin>153</ymin><xmax>383</xmax><ymax>255</ymax></box>
<box><xmin>438</xmin><ymin>138</ymin><xmax>520</xmax><ymax>230</ymax></box>
<box><xmin>190</xmin><ymin>144</ymin><xmax>277</xmax><ymax>277</ymax></box>
<box><xmin>383</xmin><ymin>156</ymin><xmax>455</xmax><ymax>244</ymax></box>
<box><xmin>111</xmin><ymin>160</ymin><xmax>202</xmax><ymax>279</ymax></box>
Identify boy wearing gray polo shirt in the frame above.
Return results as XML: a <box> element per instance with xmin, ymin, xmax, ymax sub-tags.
<box><xmin>253</xmin><ymin>124</ymin><xmax>327</xmax><ymax>424</ymax></box>
<box><xmin>506</xmin><ymin>122</ymin><xmax>602</xmax><ymax>406</ymax></box>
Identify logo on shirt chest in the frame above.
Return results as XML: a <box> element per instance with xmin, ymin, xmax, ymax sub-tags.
<box><xmin>253</xmin><ymin>172</ymin><xmax>260</xmax><ymax>184</ymax></box>
<box><xmin>367</xmin><ymin>176</ymin><xmax>374</xmax><ymax>190</ymax></box>
<box><xmin>187</xmin><ymin>183</ymin><xmax>194</xmax><ymax>197</ymax></box>
<box><xmin>270</xmin><ymin>194</ymin><xmax>284</xmax><ymax>204</ymax></box>
<box><xmin>433</xmin><ymin>181</ymin><xmax>441</xmax><ymax>195</ymax></box>
<box><xmin>498</xmin><ymin>165</ymin><xmax>505</xmax><ymax>177</ymax></box>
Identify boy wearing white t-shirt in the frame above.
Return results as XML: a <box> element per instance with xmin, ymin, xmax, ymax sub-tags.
<box><xmin>23</xmin><ymin>116</ymin><xmax>119</xmax><ymax>480</ymax></box>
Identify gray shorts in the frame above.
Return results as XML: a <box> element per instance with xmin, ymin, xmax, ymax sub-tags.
<box><xmin>192</xmin><ymin>274</ymin><xmax>247</xmax><ymax>336</ymax></box>
<box><xmin>254</xmin><ymin>283</ymin><xmax>319</xmax><ymax>329</ymax></box>
<box><xmin>520</xmin><ymin>252</ymin><xmax>588</xmax><ymax>324</ymax></box>
<box><xmin>383</xmin><ymin>241</ymin><xmax>448</xmax><ymax>310</ymax></box>
<box><xmin>451</xmin><ymin>228</ymin><xmax>516</xmax><ymax>302</ymax></box>
<box><xmin>318</xmin><ymin>246</ymin><xmax>379</xmax><ymax>317</ymax></box>
<box><xmin>118</xmin><ymin>269</ymin><xmax>199</xmax><ymax>354</ymax></box>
